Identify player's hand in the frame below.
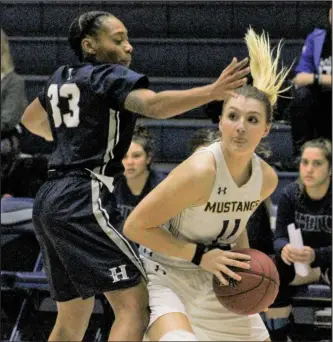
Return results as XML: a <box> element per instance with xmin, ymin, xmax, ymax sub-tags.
<box><xmin>210</xmin><ymin>57</ymin><xmax>250</xmax><ymax>101</ymax></box>
<box><xmin>200</xmin><ymin>248</ymin><xmax>251</xmax><ymax>286</ymax></box>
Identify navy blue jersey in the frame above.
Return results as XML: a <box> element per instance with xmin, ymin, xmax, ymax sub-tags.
<box><xmin>113</xmin><ymin>170</ymin><xmax>166</xmax><ymax>219</ymax></box>
<box><xmin>38</xmin><ymin>63</ymin><xmax>148</xmax><ymax>177</ymax></box>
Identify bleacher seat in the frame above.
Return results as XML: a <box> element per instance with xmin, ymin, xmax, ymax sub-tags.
<box><xmin>264</xmin><ymin>123</ymin><xmax>295</xmax><ymax>166</ymax></box>
<box><xmin>1</xmin><ymin>197</ymin><xmax>47</xmax><ymax>341</ymax></box>
<box><xmin>1</xmin><ymin>1</ymin><xmax>330</xmax><ymax>39</ymax></box>
<box><xmin>291</xmin><ymin>285</ymin><xmax>332</xmax><ymax>341</ymax></box>
<box><xmin>23</xmin><ymin>75</ymin><xmax>48</xmax><ymax>104</ymax></box>
<box><xmin>293</xmin><ymin>284</ymin><xmax>332</xmax><ymax>308</ymax></box>
<box><xmin>139</xmin><ymin>118</ymin><xmax>293</xmax><ymax>165</ymax></box>
<box><xmin>9</xmin><ymin>37</ymin><xmax>304</xmax><ymax>77</ymax></box>
<box><xmin>139</xmin><ymin>118</ymin><xmax>216</xmax><ymax>162</ymax></box>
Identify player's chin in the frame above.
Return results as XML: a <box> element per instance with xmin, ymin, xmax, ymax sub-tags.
<box><xmin>229</xmin><ymin>143</ymin><xmax>251</xmax><ymax>154</ymax></box>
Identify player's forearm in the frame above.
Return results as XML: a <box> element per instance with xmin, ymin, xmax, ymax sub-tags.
<box><xmin>124</xmin><ymin>224</ymin><xmax>196</xmax><ymax>261</ymax></box>
<box><xmin>144</xmin><ymin>85</ymin><xmax>214</xmax><ymax>119</ymax></box>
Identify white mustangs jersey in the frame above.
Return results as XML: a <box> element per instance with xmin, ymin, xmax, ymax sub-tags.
<box><xmin>140</xmin><ymin>141</ymin><xmax>263</xmax><ymax>267</ymax></box>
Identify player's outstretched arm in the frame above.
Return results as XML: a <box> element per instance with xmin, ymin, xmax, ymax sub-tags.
<box><xmin>124</xmin><ymin>57</ymin><xmax>249</xmax><ymax>119</ymax></box>
<box><xmin>21</xmin><ymin>98</ymin><xmax>53</xmax><ymax>141</ymax></box>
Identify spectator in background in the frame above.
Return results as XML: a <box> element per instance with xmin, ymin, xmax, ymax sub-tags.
<box><xmin>188</xmin><ymin>128</ymin><xmax>220</xmax><ymax>153</ymax></box>
<box><xmin>113</xmin><ymin>124</ymin><xmax>166</xmax><ymax>220</ymax></box>
<box><xmin>287</xmin><ymin>7</ymin><xmax>332</xmax><ymax>156</ymax></box>
<box><xmin>263</xmin><ymin>138</ymin><xmax>332</xmax><ymax>342</ymax></box>
<box><xmin>1</xmin><ymin>28</ymin><xmax>28</xmax><ymax>196</ymax></box>
<box><xmin>1</xmin><ymin>29</ymin><xmax>27</xmax><ymax>135</ymax></box>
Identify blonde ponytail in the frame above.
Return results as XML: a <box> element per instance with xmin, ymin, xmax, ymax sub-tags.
<box><xmin>245</xmin><ymin>27</ymin><xmax>292</xmax><ymax>107</ymax></box>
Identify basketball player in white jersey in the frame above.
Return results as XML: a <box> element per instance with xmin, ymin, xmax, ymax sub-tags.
<box><xmin>123</xmin><ymin>28</ymin><xmax>291</xmax><ymax>341</ymax></box>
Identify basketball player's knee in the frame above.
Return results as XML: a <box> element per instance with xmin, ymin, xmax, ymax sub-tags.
<box><xmin>56</xmin><ymin>311</ymin><xmax>90</xmax><ymax>331</ymax></box>
<box><xmin>115</xmin><ymin>304</ymin><xmax>149</xmax><ymax>331</ymax></box>
<box><xmin>52</xmin><ymin>319</ymin><xmax>88</xmax><ymax>341</ymax></box>
<box><xmin>159</xmin><ymin>330</ymin><xmax>198</xmax><ymax>341</ymax></box>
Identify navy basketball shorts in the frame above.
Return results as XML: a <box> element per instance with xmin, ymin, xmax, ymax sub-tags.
<box><xmin>32</xmin><ymin>170</ymin><xmax>146</xmax><ymax>302</ymax></box>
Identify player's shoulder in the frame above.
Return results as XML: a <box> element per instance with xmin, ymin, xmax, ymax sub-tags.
<box><xmin>259</xmin><ymin>158</ymin><xmax>278</xmax><ymax>199</ymax></box>
<box><xmin>89</xmin><ymin>63</ymin><xmax>147</xmax><ymax>95</ymax></box>
<box><xmin>90</xmin><ymin>63</ymin><xmax>143</xmax><ymax>81</ymax></box>
<box><xmin>259</xmin><ymin>158</ymin><xmax>278</xmax><ymax>183</ymax></box>
<box><xmin>172</xmin><ymin>151</ymin><xmax>216</xmax><ymax>183</ymax></box>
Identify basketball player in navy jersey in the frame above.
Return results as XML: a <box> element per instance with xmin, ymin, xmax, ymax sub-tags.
<box><xmin>20</xmin><ymin>10</ymin><xmax>249</xmax><ymax>342</ymax></box>
<box><xmin>124</xmin><ymin>28</ymin><xmax>291</xmax><ymax>341</ymax></box>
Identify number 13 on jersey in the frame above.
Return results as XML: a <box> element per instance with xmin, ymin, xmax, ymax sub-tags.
<box><xmin>48</xmin><ymin>84</ymin><xmax>81</xmax><ymax>128</ymax></box>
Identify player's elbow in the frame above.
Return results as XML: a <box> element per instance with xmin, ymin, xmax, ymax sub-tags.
<box><xmin>123</xmin><ymin>218</ymin><xmax>140</xmax><ymax>243</ymax></box>
<box><xmin>144</xmin><ymin>99</ymin><xmax>169</xmax><ymax>119</ymax></box>
<box><xmin>124</xmin><ymin>89</ymin><xmax>168</xmax><ymax>119</ymax></box>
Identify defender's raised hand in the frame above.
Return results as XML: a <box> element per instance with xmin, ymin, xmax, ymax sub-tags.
<box><xmin>211</xmin><ymin>57</ymin><xmax>250</xmax><ymax>101</ymax></box>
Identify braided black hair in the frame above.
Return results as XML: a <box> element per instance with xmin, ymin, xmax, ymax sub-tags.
<box><xmin>68</xmin><ymin>11</ymin><xmax>113</xmax><ymax>62</ymax></box>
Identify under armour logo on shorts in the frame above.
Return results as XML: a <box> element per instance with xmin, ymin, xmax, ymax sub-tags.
<box><xmin>154</xmin><ymin>265</ymin><xmax>167</xmax><ymax>275</ymax></box>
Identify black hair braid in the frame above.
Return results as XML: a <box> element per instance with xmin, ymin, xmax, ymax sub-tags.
<box><xmin>68</xmin><ymin>11</ymin><xmax>112</xmax><ymax>61</ymax></box>
<box><xmin>68</xmin><ymin>17</ymin><xmax>83</xmax><ymax>60</ymax></box>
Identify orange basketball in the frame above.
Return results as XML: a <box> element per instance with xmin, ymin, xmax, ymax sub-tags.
<box><xmin>213</xmin><ymin>248</ymin><xmax>280</xmax><ymax>315</ymax></box>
